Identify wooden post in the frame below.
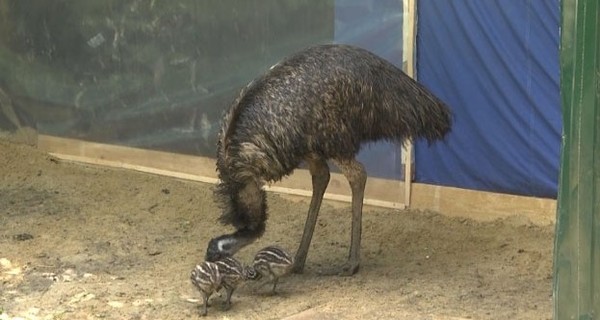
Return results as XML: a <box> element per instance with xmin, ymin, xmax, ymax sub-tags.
<box><xmin>402</xmin><ymin>0</ymin><xmax>417</xmax><ymax>206</ymax></box>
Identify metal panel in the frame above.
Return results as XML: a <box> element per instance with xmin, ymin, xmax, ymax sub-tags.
<box><xmin>553</xmin><ymin>0</ymin><xmax>600</xmax><ymax>318</ymax></box>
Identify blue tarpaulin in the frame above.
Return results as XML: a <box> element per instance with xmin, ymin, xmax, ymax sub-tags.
<box><xmin>415</xmin><ymin>0</ymin><xmax>561</xmax><ymax>198</ymax></box>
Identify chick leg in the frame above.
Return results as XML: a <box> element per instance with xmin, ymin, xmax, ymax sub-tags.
<box><xmin>271</xmin><ymin>275</ymin><xmax>280</xmax><ymax>294</ymax></box>
<box><xmin>223</xmin><ymin>286</ymin><xmax>234</xmax><ymax>310</ymax></box>
<box><xmin>200</xmin><ymin>292</ymin><xmax>209</xmax><ymax>316</ymax></box>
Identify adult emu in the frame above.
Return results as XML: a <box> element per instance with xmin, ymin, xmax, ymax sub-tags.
<box><xmin>205</xmin><ymin>44</ymin><xmax>451</xmax><ymax>276</ymax></box>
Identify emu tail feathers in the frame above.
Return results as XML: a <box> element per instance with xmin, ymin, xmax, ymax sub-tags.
<box><xmin>404</xmin><ymin>79</ymin><xmax>452</xmax><ymax>143</ymax></box>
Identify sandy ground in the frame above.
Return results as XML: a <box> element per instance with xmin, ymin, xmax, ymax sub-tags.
<box><xmin>0</xmin><ymin>139</ymin><xmax>553</xmax><ymax>320</ymax></box>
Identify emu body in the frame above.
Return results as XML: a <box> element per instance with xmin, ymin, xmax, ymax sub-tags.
<box><xmin>205</xmin><ymin>44</ymin><xmax>451</xmax><ymax>275</ymax></box>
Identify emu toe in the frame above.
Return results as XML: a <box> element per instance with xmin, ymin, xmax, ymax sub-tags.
<box><xmin>317</xmin><ymin>261</ymin><xmax>360</xmax><ymax>277</ymax></box>
<box><xmin>290</xmin><ymin>257</ymin><xmax>307</xmax><ymax>274</ymax></box>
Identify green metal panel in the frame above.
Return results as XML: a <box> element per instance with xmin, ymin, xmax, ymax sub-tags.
<box><xmin>554</xmin><ymin>0</ymin><xmax>600</xmax><ymax>319</ymax></box>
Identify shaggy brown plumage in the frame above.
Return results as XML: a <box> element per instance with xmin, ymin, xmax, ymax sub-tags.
<box><xmin>205</xmin><ymin>44</ymin><xmax>451</xmax><ymax>275</ymax></box>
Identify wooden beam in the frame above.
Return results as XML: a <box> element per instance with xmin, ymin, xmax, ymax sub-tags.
<box><xmin>38</xmin><ymin>134</ymin><xmax>556</xmax><ymax>224</ymax></box>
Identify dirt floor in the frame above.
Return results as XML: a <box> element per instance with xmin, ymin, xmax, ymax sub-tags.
<box><xmin>0</xmin><ymin>139</ymin><xmax>554</xmax><ymax>320</ymax></box>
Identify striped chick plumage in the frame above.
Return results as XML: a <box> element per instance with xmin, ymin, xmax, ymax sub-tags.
<box><xmin>250</xmin><ymin>246</ymin><xmax>294</xmax><ymax>294</ymax></box>
<box><xmin>190</xmin><ymin>261</ymin><xmax>221</xmax><ymax>316</ymax></box>
<box><xmin>215</xmin><ymin>256</ymin><xmax>250</xmax><ymax>309</ymax></box>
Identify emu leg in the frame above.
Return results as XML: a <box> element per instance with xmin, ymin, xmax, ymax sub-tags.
<box><xmin>327</xmin><ymin>158</ymin><xmax>366</xmax><ymax>276</ymax></box>
<box><xmin>292</xmin><ymin>156</ymin><xmax>330</xmax><ymax>273</ymax></box>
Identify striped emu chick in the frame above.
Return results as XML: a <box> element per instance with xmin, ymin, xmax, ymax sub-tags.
<box><xmin>214</xmin><ymin>256</ymin><xmax>251</xmax><ymax>310</ymax></box>
<box><xmin>205</xmin><ymin>44</ymin><xmax>452</xmax><ymax>276</ymax></box>
<box><xmin>190</xmin><ymin>261</ymin><xmax>222</xmax><ymax>316</ymax></box>
<box><xmin>250</xmin><ymin>246</ymin><xmax>295</xmax><ymax>294</ymax></box>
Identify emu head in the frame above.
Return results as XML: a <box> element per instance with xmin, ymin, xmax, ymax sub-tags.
<box><xmin>205</xmin><ymin>233</ymin><xmax>255</xmax><ymax>261</ymax></box>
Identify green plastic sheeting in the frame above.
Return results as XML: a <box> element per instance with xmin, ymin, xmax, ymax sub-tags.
<box><xmin>553</xmin><ymin>0</ymin><xmax>600</xmax><ymax>319</ymax></box>
<box><xmin>0</xmin><ymin>1</ymin><xmax>334</xmax><ymax>155</ymax></box>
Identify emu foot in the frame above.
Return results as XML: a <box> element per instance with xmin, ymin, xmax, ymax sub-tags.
<box><xmin>317</xmin><ymin>261</ymin><xmax>360</xmax><ymax>276</ymax></box>
<box><xmin>291</xmin><ymin>260</ymin><xmax>305</xmax><ymax>274</ymax></box>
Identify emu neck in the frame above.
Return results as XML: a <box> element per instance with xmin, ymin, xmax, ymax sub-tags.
<box><xmin>236</xmin><ymin>180</ymin><xmax>267</xmax><ymax>234</ymax></box>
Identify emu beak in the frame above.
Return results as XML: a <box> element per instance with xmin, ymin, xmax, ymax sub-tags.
<box><xmin>205</xmin><ymin>233</ymin><xmax>256</xmax><ymax>261</ymax></box>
